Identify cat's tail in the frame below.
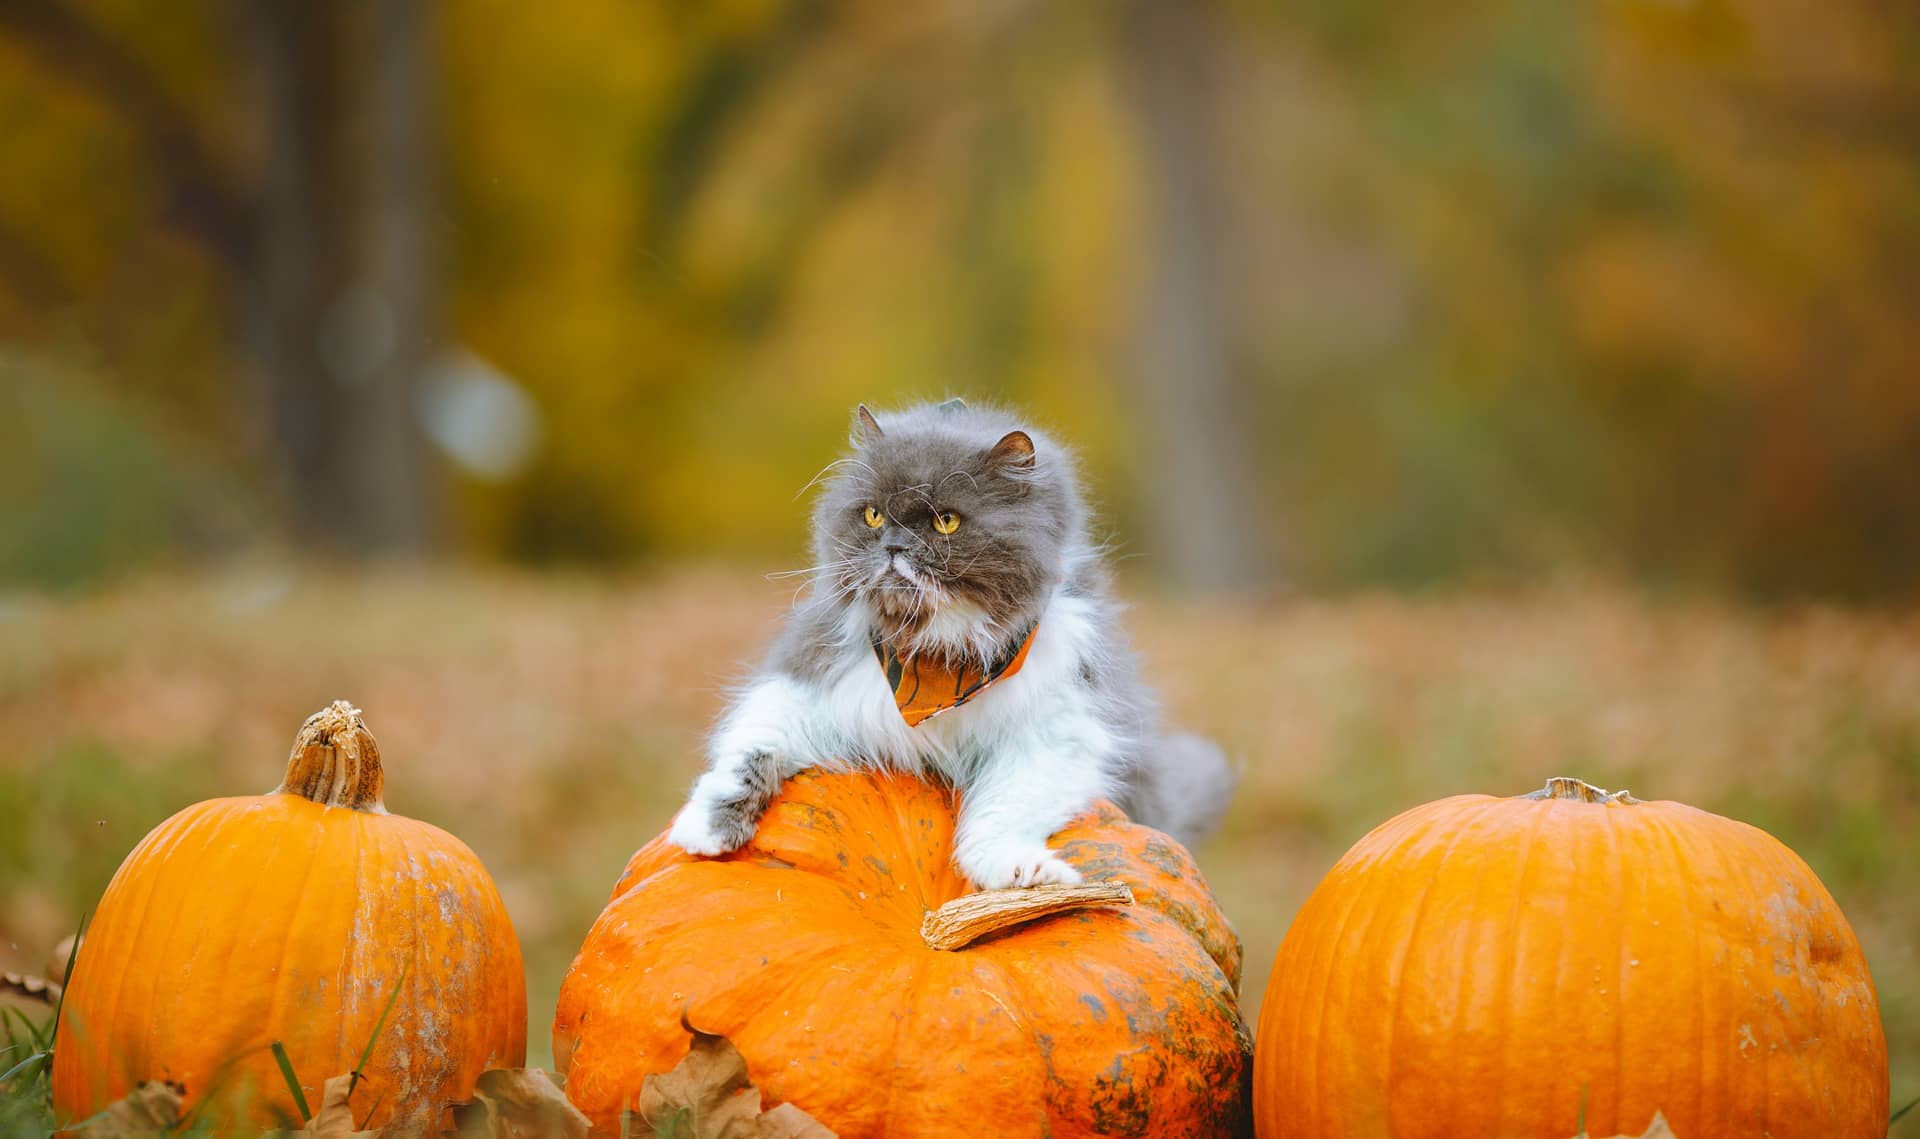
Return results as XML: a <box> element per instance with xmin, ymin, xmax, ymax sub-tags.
<box><xmin>1128</xmin><ymin>732</ymin><xmax>1236</xmax><ymax>847</ymax></box>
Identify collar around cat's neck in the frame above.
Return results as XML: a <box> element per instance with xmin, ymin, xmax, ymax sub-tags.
<box><xmin>871</xmin><ymin>621</ymin><xmax>1040</xmax><ymax>727</ymax></box>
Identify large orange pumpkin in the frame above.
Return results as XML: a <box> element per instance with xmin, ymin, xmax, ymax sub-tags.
<box><xmin>553</xmin><ymin>769</ymin><xmax>1251</xmax><ymax>1137</ymax></box>
<box><xmin>52</xmin><ymin>702</ymin><xmax>527</xmax><ymax>1131</ymax></box>
<box><xmin>1254</xmin><ymin>777</ymin><xmax>1889</xmax><ymax>1138</ymax></box>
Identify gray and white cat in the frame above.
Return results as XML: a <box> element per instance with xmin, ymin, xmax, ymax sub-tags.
<box><xmin>668</xmin><ymin>399</ymin><xmax>1233</xmax><ymax>889</ymax></box>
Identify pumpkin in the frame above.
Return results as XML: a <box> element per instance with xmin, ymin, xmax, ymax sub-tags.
<box><xmin>1253</xmin><ymin>776</ymin><xmax>1889</xmax><ymax>1138</ymax></box>
<box><xmin>51</xmin><ymin>702</ymin><xmax>527</xmax><ymax>1131</ymax></box>
<box><xmin>553</xmin><ymin>769</ymin><xmax>1251</xmax><ymax>1137</ymax></box>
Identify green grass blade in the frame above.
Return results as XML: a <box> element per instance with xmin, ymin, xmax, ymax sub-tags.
<box><xmin>1892</xmin><ymin>1094</ymin><xmax>1920</xmax><ymax>1131</ymax></box>
<box><xmin>2</xmin><ymin>1007</ymin><xmax>49</xmax><ymax>1052</ymax></box>
<box><xmin>46</xmin><ymin>910</ymin><xmax>88</xmax><ymax>1056</ymax></box>
<box><xmin>347</xmin><ymin>959</ymin><xmax>409</xmax><ymax>1099</ymax></box>
<box><xmin>0</xmin><ymin>1050</ymin><xmax>49</xmax><ymax>1086</ymax></box>
<box><xmin>269</xmin><ymin>1040</ymin><xmax>311</xmax><ymax>1123</ymax></box>
<box><xmin>177</xmin><ymin>1048</ymin><xmax>255</xmax><ymax>1132</ymax></box>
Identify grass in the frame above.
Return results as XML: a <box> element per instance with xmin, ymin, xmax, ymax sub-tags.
<box><xmin>1895</xmin><ymin>1096</ymin><xmax>1919</xmax><ymax>1127</ymax></box>
<box><xmin>268</xmin><ymin>1042</ymin><xmax>311</xmax><ymax>1123</ymax></box>
<box><xmin>0</xmin><ymin>1004</ymin><xmax>55</xmax><ymax>1135</ymax></box>
<box><xmin>0</xmin><ymin>566</ymin><xmax>1915</xmax><ymax>1124</ymax></box>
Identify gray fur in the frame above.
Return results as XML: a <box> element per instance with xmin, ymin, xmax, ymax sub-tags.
<box><xmin>768</xmin><ymin>400</ymin><xmax>1234</xmax><ymax>845</ymax></box>
<box><xmin>700</xmin><ymin>748</ymin><xmax>784</xmax><ymax>850</ymax></box>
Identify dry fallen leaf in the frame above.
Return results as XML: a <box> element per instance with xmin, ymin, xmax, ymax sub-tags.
<box><xmin>302</xmin><ymin>1074</ymin><xmax>380</xmax><ymax>1138</ymax></box>
<box><xmin>635</xmin><ymin>1027</ymin><xmax>750</xmax><ymax>1130</ymax></box>
<box><xmin>71</xmin><ymin>1079</ymin><xmax>184</xmax><ymax>1134</ymax></box>
<box><xmin>1572</xmin><ymin>1111</ymin><xmax>1677</xmax><ymax>1139</ymax></box>
<box><xmin>48</xmin><ymin>934</ymin><xmax>79</xmax><ymax>984</ymax></box>
<box><xmin>447</xmin><ymin>1068</ymin><xmax>590</xmax><ymax>1139</ymax></box>
<box><xmin>751</xmin><ymin>1103</ymin><xmax>837</xmax><ymax>1139</ymax></box>
<box><xmin>0</xmin><ymin>970</ymin><xmax>59</xmax><ymax>1005</ymax></box>
<box><xmin>627</xmin><ymin>1023</ymin><xmax>834</xmax><ymax>1139</ymax></box>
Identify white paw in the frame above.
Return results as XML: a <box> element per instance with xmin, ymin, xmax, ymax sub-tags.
<box><xmin>667</xmin><ymin>797</ymin><xmax>745</xmax><ymax>856</ymax></box>
<box><xmin>960</xmin><ymin>841</ymin><xmax>1084</xmax><ymax>890</ymax></box>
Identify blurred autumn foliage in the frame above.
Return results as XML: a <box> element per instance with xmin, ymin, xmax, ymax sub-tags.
<box><xmin>1</xmin><ymin>0</ymin><xmax>1918</xmax><ymax>597</ymax></box>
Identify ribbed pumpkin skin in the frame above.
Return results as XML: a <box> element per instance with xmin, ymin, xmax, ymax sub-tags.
<box><xmin>554</xmin><ymin>770</ymin><xmax>1251</xmax><ymax>1138</ymax></box>
<box><xmin>1254</xmin><ymin>787</ymin><xmax>1888</xmax><ymax>1138</ymax></box>
<box><xmin>51</xmin><ymin>712</ymin><xmax>527</xmax><ymax>1131</ymax></box>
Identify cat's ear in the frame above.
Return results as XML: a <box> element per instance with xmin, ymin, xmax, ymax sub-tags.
<box><xmin>987</xmin><ymin>429</ymin><xmax>1035</xmax><ymax>471</ymax></box>
<box><xmin>852</xmin><ymin>404</ymin><xmax>884</xmax><ymax>444</ymax></box>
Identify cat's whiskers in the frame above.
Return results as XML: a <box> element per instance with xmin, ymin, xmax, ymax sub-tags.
<box><xmin>949</xmin><ymin>545</ymin><xmax>998</xmax><ymax>580</ymax></box>
<box><xmin>794</xmin><ymin>457</ymin><xmax>877</xmax><ymax>501</ymax></box>
<box><xmin>768</xmin><ymin>554</ymin><xmax>867</xmax><ymax>607</ymax></box>
<box><xmin>765</xmin><ymin>557</ymin><xmax>855</xmax><ymax>582</ymax></box>
<box><xmin>864</xmin><ymin>563</ymin><xmax>955</xmax><ymax>654</ymax></box>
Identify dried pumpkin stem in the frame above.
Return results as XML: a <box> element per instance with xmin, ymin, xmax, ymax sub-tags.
<box><xmin>1525</xmin><ymin>776</ymin><xmax>1638</xmax><ymax>805</ymax></box>
<box><xmin>921</xmin><ymin>882</ymin><xmax>1135</xmax><ymax>951</ymax></box>
<box><xmin>276</xmin><ymin>701</ymin><xmax>387</xmax><ymax>812</ymax></box>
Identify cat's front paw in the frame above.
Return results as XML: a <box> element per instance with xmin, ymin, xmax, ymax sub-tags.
<box><xmin>959</xmin><ymin>841</ymin><xmax>1084</xmax><ymax>890</ymax></box>
<box><xmin>667</xmin><ymin>800</ymin><xmax>752</xmax><ymax>856</ymax></box>
<box><xmin>667</xmin><ymin>764</ymin><xmax>772</xmax><ymax>856</ymax></box>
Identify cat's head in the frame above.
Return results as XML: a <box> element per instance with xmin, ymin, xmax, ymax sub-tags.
<box><xmin>811</xmin><ymin>400</ymin><xmax>1085</xmax><ymax>659</ymax></box>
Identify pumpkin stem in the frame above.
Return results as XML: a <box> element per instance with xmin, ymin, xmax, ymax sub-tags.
<box><xmin>277</xmin><ymin>701</ymin><xmax>387</xmax><ymax>812</ymax></box>
<box><xmin>920</xmin><ymin>882</ymin><xmax>1134</xmax><ymax>951</ymax></box>
<box><xmin>1525</xmin><ymin>776</ymin><xmax>1638</xmax><ymax>805</ymax></box>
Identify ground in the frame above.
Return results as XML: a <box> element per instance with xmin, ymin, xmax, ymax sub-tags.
<box><xmin>1</xmin><ymin>568</ymin><xmax>1914</xmax><ymax>1109</ymax></box>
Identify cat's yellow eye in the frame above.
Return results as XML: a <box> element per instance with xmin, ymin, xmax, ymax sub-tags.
<box><xmin>932</xmin><ymin>511</ymin><xmax>961</xmax><ymax>535</ymax></box>
<box><xmin>863</xmin><ymin>505</ymin><xmax>885</xmax><ymax>529</ymax></box>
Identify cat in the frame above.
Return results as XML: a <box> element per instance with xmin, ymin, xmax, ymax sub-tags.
<box><xmin>667</xmin><ymin>399</ymin><xmax>1234</xmax><ymax>889</ymax></box>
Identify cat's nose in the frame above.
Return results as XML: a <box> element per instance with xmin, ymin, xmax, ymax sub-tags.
<box><xmin>882</xmin><ymin>534</ymin><xmax>910</xmax><ymax>554</ymax></box>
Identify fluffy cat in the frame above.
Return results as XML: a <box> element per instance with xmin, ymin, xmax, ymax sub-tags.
<box><xmin>668</xmin><ymin>399</ymin><xmax>1233</xmax><ymax>889</ymax></box>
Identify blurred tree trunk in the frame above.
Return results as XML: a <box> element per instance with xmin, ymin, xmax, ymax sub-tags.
<box><xmin>1117</xmin><ymin>0</ymin><xmax>1269</xmax><ymax>591</ymax></box>
<box><xmin>247</xmin><ymin>0</ymin><xmax>438</xmax><ymax>554</ymax></box>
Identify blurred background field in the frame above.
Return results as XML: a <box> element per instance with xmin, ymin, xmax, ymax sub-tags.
<box><xmin>1</xmin><ymin>0</ymin><xmax>1917</xmax><ymax>1119</ymax></box>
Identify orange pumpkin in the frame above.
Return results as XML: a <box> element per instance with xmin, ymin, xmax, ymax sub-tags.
<box><xmin>51</xmin><ymin>702</ymin><xmax>527</xmax><ymax>1131</ymax></box>
<box><xmin>553</xmin><ymin>770</ymin><xmax>1251</xmax><ymax>1137</ymax></box>
<box><xmin>1254</xmin><ymin>777</ymin><xmax>1889</xmax><ymax>1138</ymax></box>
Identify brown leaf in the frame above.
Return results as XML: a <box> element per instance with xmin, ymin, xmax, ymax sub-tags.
<box><xmin>0</xmin><ymin>970</ymin><xmax>59</xmax><ymax>1005</ymax></box>
<box><xmin>626</xmin><ymin>1025</ymin><xmax>835</xmax><ymax>1139</ymax></box>
<box><xmin>447</xmin><ymin>1068</ymin><xmax>590</xmax><ymax>1139</ymax></box>
<box><xmin>48</xmin><ymin>934</ymin><xmax>79</xmax><ymax>985</ymax></box>
<box><xmin>753</xmin><ymin>1103</ymin><xmax>837</xmax><ymax>1139</ymax></box>
<box><xmin>1573</xmin><ymin>1111</ymin><xmax>1677</xmax><ymax>1139</ymax></box>
<box><xmin>303</xmin><ymin>1073</ymin><xmax>379</xmax><ymax>1138</ymax></box>
<box><xmin>73</xmin><ymin>1079</ymin><xmax>184</xmax><ymax>1135</ymax></box>
<box><xmin>634</xmin><ymin>1027</ymin><xmax>751</xmax><ymax>1128</ymax></box>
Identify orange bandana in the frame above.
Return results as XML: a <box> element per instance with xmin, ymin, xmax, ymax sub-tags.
<box><xmin>874</xmin><ymin>623</ymin><xmax>1039</xmax><ymax>727</ymax></box>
